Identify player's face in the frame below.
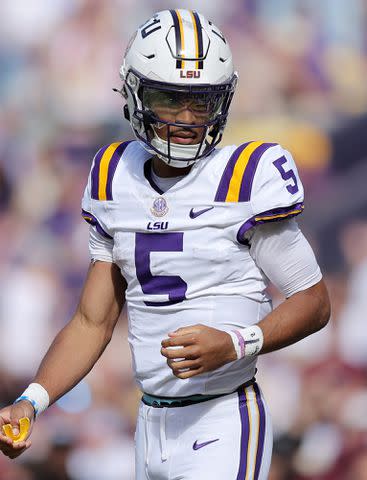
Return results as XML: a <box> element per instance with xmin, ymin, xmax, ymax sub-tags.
<box><xmin>143</xmin><ymin>89</ymin><xmax>222</xmax><ymax>144</ymax></box>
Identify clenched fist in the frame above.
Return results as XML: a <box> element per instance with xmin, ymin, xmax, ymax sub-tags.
<box><xmin>161</xmin><ymin>324</ymin><xmax>237</xmax><ymax>379</ymax></box>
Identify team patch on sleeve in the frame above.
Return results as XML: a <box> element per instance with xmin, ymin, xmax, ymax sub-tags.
<box><xmin>215</xmin><ymin>141</ymin><xmax>276</xmax><ymax>202</ymax></box>
<box><xmin>90</xmin><ymin>141</ymin><xmax>131</xmax><ymax>200</ymax></box>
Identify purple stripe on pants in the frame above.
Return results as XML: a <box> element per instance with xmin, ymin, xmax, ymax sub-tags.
<box><xmin>236</xmin><ymin>386</ymin><xmax>250</xmax><ymax>480</ymax></box>
<box><xmin>238</xmin><ymin>143</ymin><xmax>276</xmax><ymax>202</ymax></box>
<box><xmin>105</xmin><ymin>141</ymin><xmax>131</xmax><ymax>200</ymax></box>
<box><xmin>253</xmin><ymin>383</ymin><xmax>266</xmax><ymax>480</ymax></box>
<box><xmin>214</xmin><ymin>143</ymin><xmax>251</xmax><ymax>202</ymax></box>
<box><xmin>91</xmin><ymin>145</ymin><xmax>109</xmax><ymax>200</ymax></box>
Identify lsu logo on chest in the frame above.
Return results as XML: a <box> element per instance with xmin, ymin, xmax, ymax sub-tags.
<box><xmin>147</xmin><ymin>221</ymin><xmax>169</xmax><ymax>230</ymax></box>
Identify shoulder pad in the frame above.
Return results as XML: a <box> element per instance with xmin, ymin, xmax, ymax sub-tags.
<box><xmin>90</xmin><ymin>141</ymin><xmax>132</xmax><ymax>201</ymax></box>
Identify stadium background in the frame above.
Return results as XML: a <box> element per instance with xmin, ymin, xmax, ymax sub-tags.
<box><xmin>0</xmin><ymin>1</ymin><xmax>366</xmax><ymax>478</ymax></box>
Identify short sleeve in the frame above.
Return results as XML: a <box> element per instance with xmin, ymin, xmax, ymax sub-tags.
<box><xmin>80</xmin><ymin>149</ymin><xmax>114</xmax><ymax>241</ymax></box>
<box><xmin>88</xmin><ymin>226</ymin><xmax>114</xmax><ymax>263</ymax></box>
<box><xmin>250</xmin><ymin>144</ymin><xmax>304</xmax><ymax>219</ymax></box>
<box><xmin>237</xmin><ymin>144</ymin><xmax>305</xmax><ymax>242</ymax></box>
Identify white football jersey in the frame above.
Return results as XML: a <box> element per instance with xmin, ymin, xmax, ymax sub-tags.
<box><xmin>82</xmin><ymin>140</ymin><xmax>304</xmax><ymax>396</ymax></box>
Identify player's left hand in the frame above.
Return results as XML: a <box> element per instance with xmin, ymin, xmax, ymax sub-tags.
<box><xmin>161</xmin><ymin>324</ymin><xmax>237</xmax><ymax>379</ymax></box>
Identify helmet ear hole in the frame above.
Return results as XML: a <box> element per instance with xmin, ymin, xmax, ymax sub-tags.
<box><xmin>124</xmin><ymin>104</ymin><xmax>130</xmax><ymax>121</ymax></box>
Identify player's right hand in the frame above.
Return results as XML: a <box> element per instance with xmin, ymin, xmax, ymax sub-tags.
<box><xmin>0</xmin><ymin>400</ymin><xmax>35</xmax><ymax>459</ymax></box>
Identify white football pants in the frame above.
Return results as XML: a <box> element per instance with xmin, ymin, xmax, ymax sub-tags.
<box><xmin>135</xmin><ymin>382</ymin><xmax>273</xmax><ymax>479</ymax></box>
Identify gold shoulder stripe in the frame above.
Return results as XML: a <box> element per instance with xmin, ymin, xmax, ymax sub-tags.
<box><xmin>98</xmin><ymin>142</ymin><xmax>124</xmax><ymax>200</ymax></box>
<box><xmin>226</xmin><ymin>141</ymin><xmax>263</xmax><ymax>202</ymax></box>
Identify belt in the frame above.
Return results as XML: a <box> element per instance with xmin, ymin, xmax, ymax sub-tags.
<box><xmin>142</xmin><ymin>378</ymin><xmax>255</xmax><ymax>408</ymax></box>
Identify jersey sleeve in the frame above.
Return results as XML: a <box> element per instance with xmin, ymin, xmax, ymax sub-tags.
<box><xmin>88</xmin><ymin>226</ymin><xmax>114</xmax><ymax>262</ymax></box>
<box><xmin>81</xmin><ymin>146</ymin><xmax>114</xmax><ymax>242</ymax></box>
<box><xmin>237</xmin><ymin>143</ymin><xmax>304</xmax><ymax>241</ymax></box>
<box><xmin>250</xmin><ymin>143</ymin><xmax>304</xmax><ymax>218</ymax></box>
<box><xmin>80</xmin><ymin>140</ymin><xmax>132</xmax><ymax>241</ymax></box>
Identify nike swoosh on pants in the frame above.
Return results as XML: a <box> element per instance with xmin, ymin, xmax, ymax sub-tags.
<box><xmin>192</xmin><ymin>438</ymin><xmax>219</xmax><ymax>450</ymax></box>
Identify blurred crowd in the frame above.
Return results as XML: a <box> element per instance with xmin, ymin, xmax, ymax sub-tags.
<box><xmin>0</xmin><ymin>1</ymin><xmax>367</xmax><ymax>479</ymax></box>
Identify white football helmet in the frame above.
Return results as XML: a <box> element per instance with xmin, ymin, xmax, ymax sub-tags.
<box><xmin>118</xmin><ymin>9</ymin><xmax>237</xmax><ymax>167</ymax></box>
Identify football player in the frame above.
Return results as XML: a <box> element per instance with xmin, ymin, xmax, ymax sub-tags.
<box><xmin>0</xmin><ymin>9</ymin><xmax>330</xmax><ymax>479</ymax></box>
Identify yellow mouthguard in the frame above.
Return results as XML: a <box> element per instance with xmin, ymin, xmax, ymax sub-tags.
<box><xmin>2</xmin><ymin>417</ymin><xmax>30</xmax><ymax>443</ymax></box>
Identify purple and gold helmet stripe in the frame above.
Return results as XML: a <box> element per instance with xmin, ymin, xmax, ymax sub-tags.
<box><xmin>190</xmin><ymin>11</ymin><xmax>204</xmax><ymax>69</ymax></box>
<box><xmin>176</xmin><ymin>10</ymin><xmax>186</xmax><ymax>69</ymax></box>
<box><xmin>236</xmin><ymin>383</ymin><xmax>266</xmax><ymax>480</ymax></box>
<box><xmin>91</xmin><ymin>141</ymin><xmax>131</xmax><ymax>201</ymax></box>
<box><xmin>215</xmin><ymin>142</ymin><xmax>276</xmax><ymax>202</ymax></box>
<box><xmin>237</xmin><ymin>202</ymin><xmax>305</xmax><ymax>244</ymax></box>
<box><xmin>81</xmin><ymin>209</ymin><xmax>112</xmax><ymax>239</ymax></box>
<box><xmin>170</xmin><ymin>10</ymin><xmax>184</xmax><ymax>69</ymax></box>
<box><xmin>170</xmin><ymin>9</ymin><xmax>204</xmax><ymax>70</ymax></box>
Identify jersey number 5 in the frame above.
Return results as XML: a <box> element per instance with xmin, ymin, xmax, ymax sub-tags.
<box><xmin>135</xmin><ymin>232</ymin><xmax>187</xmax><ymax>306</ymax></box>
<box><xmin>273</xmin><ymin>156</ymin><xmax>299</xmax><ymax>194</ymax></box>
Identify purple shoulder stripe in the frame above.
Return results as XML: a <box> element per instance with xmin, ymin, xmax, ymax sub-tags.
<box><xmin>81</xmin><ymin>209</ymin><xmax>113</xmax><ymax>240</ymax></box>
<box><xmin>214</xmin><ymin>143</ymin><xmax>251</xmax><ymax>202</ymax></box>
<box><xmin>237</xmin><ymin>202</ymin><xmax>304</xmax><ymax>244</ymax></box>
<box><xmin>238</xmin><ymin>143</ymin><xmax>276</xmax><ymax>202</ymax></box>
<box><xmin>91</xmin><ymin>145</ymin><xmax>109</xmax><ymax>200</ymax></box>
<box><xmin>105</xmin><ymin>141</ymin><xmax>132</xmax><ymax>200</ymax></box>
